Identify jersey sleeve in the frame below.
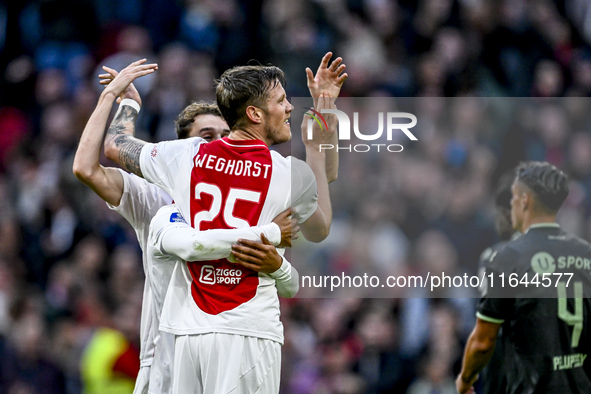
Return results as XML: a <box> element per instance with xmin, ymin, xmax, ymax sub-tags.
<box><xmin>290</xmin><ymin>157</ymin><xmax>318</xmax><ymax>223</ymax></box>
<box><xmin>269</xmin><ymin>257</ymin><xmax>299</xmax><ymax>298</ymax></box>
<box><xmin>477</xmin><ymin>245</ymin><xmax>499</xmax><ymax>297</ymax></box>
<box><xmin>107</xmin><ymin>169</ymin><xmax>172</xmax><ymax>230</ymax></box>
<box><xmin>139</xmin><ymin>137</ymin><xmax>205</xmax><ymax>196</ymax></box>
<box><xmin>478</xmin><ymin>246</ymin><xmax>494</xmax><ymax>272</ymax></box>
<box><xmin>477</xmin><ymin>246</ymin><xmax>516</xmax><ymax>324</ymax></box>
<box><xmin>150</xmin><ymin>205</ymin><xmax>282</xmax><ymax>262</ymax></box>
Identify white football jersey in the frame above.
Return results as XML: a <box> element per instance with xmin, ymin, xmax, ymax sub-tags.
<box><xmin>139</xmin><ymin>137</ymin><xmax>317</xmax><ymax>343</ymax></box>
<box><xmin>107</xmin><ymin>169</ymin><xmax>172</xmax><ymax>367</ymax></box>
<box><xmin>147</xmin><ymin>204</ymin><xmax>283</xmax><ymax>315</ymax></box>
<box><xmin>146</xmin><ymin>203</ymin><xmax>297</xmax><ymax>394</ymax></box>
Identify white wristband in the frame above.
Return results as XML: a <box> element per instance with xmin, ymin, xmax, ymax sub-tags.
<box><xmin>262</xmin><ymin>223</ymin><xmax>282</xmax><ymax>246</ymax></box>
<box><xmin>269</xmin><ymin>256</ymin><xmax>289</xmax><ymax>278</ymax></box>
<box><xmin>120</xmin><ymin>98</ymin><xmax>141</xmax><ymax>113</ymax></box>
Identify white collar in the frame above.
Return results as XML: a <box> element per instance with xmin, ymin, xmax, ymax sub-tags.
<box><xmin>525</xmin><ymin>223</ymin><xmax>560</xmax><ymax>233</ymax></box>
<box><xmin>510</xmin><ymin>231</ymin><xmax>522</xmax><ymax>240</ymax></box>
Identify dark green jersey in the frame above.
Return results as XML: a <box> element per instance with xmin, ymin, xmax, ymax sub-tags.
<box><xmin>478</xmin><ymin>224</ymin><xmax>591</xmax><ymax>394</ymax></box>
<box><xmin>477</xmin><ymin>238</ymin><xmax>514</xmax><ymax>394</ymax></box>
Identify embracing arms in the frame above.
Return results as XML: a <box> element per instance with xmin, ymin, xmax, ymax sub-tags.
<box><xmin>150</xmin><ymin>206</ymin><xmax>300</xmax><ymax>297</ymax></box>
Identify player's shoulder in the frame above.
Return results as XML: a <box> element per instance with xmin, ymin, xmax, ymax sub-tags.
<box><xmin>561</xmin><ymin>229</ymin><xmax>591</xmax><ymax>249</ymax></box>
<box><xmin>174</xmin><ymin>136</ymin><xmax>205</xmax><ymax>145</ymax></box>
<box><xmin>269</xmin><ymin>152</ymin><xmax>303</xmax><ymax>164</ymax></box>
<box><xmin>269</xmin><ymin>153</ymin><xmax>313</xmax><ymax>178</ymax></box>
<box><xmin>284</xmin><ymin>155</ymin><xmax>314</xmax><ymax>177</ymax></box>
<box><xmin>150</xmin><ymin>205</ymin><xmax>188</xmax><ymax>229</ymax></box>
<box><xmin>520</xmin><ymin>226</ymin><xmax>591</xmax><ymax>253</ymax></box>
<box><xmin>145</xmin><ymin>137</ymin><xmax>205</xmax><ymax>167</ymax></box>
<box><xmin>507</xmin><ymin>228</ymin><xmax>543</xmax><ymax>250</ymax></box>
<box><xmin>479</xmin><ymin>239</ymin><xmax>511</xmax><ymax>268</ymax></box>
<box><xmin>558</xmin><ymin>231</ymin><xmax>591</xmax><ymax>262</ymax></box>
<box><xmin>488</xmin><ymin>240</ymin><xmax>521</xmax><ymax>271</ymax></box>
<box><xmin>269</xmin><ymin>150</ymin><xmax>289</xmax><ymax>164</ymax></box>
<box><xmin>186</xmin><ymin>136</ymin><xmax>207</xmax><ymax>148</ymax></box>
<box><xmin>155</xmin><ymin>136</ymin><xmax>205</xmax><ymax>151</ymax></box>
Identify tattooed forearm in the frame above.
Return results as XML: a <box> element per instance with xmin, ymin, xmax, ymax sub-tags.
<box><xmin>107</xmin><ymin>123</ymin><xmax>128</xmax><ymax>139</ymax></box>
<box><xmin>114</xmin><ymin>136</ymin><xmax>145</xmax><ymax>177</ymax></box>
<box><xmin>107</xmin><ymin>106</ymin><xmax>138</xmax><ymax>137</ymax></box>
<box><xmin>104</xmin><ymin>104</ymin><xmax>144</xmax><ymax>176</ymax></box>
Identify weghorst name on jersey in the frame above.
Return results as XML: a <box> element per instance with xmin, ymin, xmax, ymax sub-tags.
<box><xmin>194</xmin><ymin>153</ymin><xmax>272</xmax><ymax>178</ymax></box>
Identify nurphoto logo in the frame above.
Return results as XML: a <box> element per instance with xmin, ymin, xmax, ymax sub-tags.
<box><xmin>304</xmin><ymin>108</ymin><xmax>418</xmax><ymax>152</ymax></box>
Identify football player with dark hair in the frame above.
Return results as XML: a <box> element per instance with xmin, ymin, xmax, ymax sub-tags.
<box><xmin>458</xmin><ymin>161</ymin><xmax>591</xmax><ymax>394</ymax></box>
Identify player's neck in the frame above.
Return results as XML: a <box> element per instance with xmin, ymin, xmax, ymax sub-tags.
<box><xmin>522</xmin><ymin>212</ymin><xmax>557</xmax><ymax>233</ymax></box>
<box><xmin>228</xmin><ymin>126</ymin><xmax>270</xmax><ymax>146</ymax></box>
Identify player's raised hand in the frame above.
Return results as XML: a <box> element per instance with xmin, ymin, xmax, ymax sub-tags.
<box><xmin>272</xmin><ymin>208</ymin><xmax>295</xmax><ymax>247</ymax></box>
<box><xmin>101</xmin><ymin>59</ymin><xmax>157</xmax><ymax>104</ymax></box>
<box><xmin>231</xmin><ymin>235</ymin><xmax>283</xmax><ymax>274</ymax></box>
<box><xmin>98</xmin><ymin>67</ymin><xmax>117</xmax><ymax>85</ymax></box>
<box><xmin>306</xmin><ymin>52</ymin><xmax>348</xmax><ymax>101</ymax></box>
<box><xmin>301</xmin><ymin>93</ymin><xmax>337</xmax><ymax>148</ymax></box>
<box><xmin>99</xmin><ymin>66</ymin><xmax>142</xmax><ymax>106</ymax></box>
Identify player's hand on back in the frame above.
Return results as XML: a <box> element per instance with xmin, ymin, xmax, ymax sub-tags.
<box><xmin>99</xmin><ymin>66</ymin><xmax>143</xmax><ymax>106</ymax></box>
<box><xmin>291</xmin><ymin>217</ymin><xmax>300</xmax><ymax>242</ymax></box>
<box><xmin>101</xmin><ymin>59</ymin><xmax>157</xmax><ymax>103</ymax></box>
<box><xmin>306</xmin><ymin>52</ymin><xmax>348</xmax><ymax>102</ymax></box>
<box><xmin>230</xmin><ymin>234</ymin><xmax>283</xmax><ymax>274</ymax></box>
<box><xmin>272</xmin><ymin>208</ymin><xmax>297</xmax><ymax>248</ymax></box>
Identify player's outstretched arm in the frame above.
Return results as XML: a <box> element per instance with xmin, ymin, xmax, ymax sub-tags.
<box><xmin>456</xmin><ymin>318</ymin><xmax>501</xmax><ymax>394</ymax></box>
<box><xmin>150</xmin><ymin>206</ymin><xmax>293</xmax><ymax>263</ymax></box>
<box><xmin>323</xmin><ymin>108</ymin><xmax>339</xmax><ymax>184</ymax></box>
<box><xmin>298</xmin><ymin>155</ymin><xmax>331</xmax><ymax>243</ymax></box>
<box><xmin>102</xmin><ymin>59</ymin><xmax>158</xmax><ymax>177</ymax></box>
<box><xmin>73</xmin><ymin>88</ymin><xmax>125</xmax><ymax>205</ymax></box>
<box><xmin>306</xmin><ymin>52</ymin><xmax>347</xmax><ymax>183</ymax></box>
<box><xmin>299</xmin><ymin>94</ymin><xmax>335</xmax><ymax>242</ymax></box>
<box><xmin>73</xmin><ymin>65</ymin><xmax>148</xmax><ymax>206</ymax></box>
<box><xmin>301</xmin><ymin>99</ymin><xmax>340</xmax><ymax>184</ymax></box>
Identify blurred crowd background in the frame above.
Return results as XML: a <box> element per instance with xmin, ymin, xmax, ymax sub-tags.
<box><xmin>1</xmin><ymin>0</ymin><xmax>591</xmax><ymax>393</ymax></box>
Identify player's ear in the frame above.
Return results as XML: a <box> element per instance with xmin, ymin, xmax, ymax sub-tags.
<box><xmin>246</xmin><ymin>106</ymin><xmax>263</xmax><ymax>124</ymax></box>
<box><xmin>522</xmin><ymin>190</ymin><xmax>533</xmax><ymax>211</ymax></box>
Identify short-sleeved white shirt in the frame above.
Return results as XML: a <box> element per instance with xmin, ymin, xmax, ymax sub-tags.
<box><xmin>107</xmin><ymin>169</ymin><xmax>172</xmax><ymax>366</ymax></box>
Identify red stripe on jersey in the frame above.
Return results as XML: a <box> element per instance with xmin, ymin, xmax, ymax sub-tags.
<box><xmin>188</xmin><ymin>138</ymin><xmax>273</xmax><ymax>315</ymax></box>
<box><xmin>112</xmin><ymin>344</ymin><xmax>140</xmax><ymax>379</ymax></box>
